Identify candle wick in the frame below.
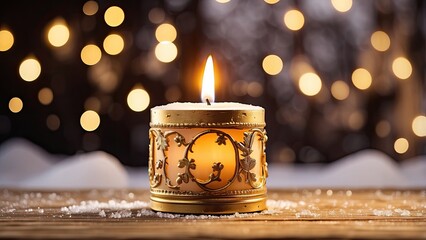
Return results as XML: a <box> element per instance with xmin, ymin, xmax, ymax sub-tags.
<box><xmin>206</xmin><ymin>98</ymin><xmax>211</xmax><ymax>106</ymax></box>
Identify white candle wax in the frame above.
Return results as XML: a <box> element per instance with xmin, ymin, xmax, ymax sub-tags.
<box><xmin>152</xmin><ymin>102</ymin><xmax>264</xmax><ymax>110</ymax></box>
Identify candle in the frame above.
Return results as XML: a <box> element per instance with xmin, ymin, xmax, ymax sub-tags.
<box><xmin>149</xmin><ymin>56</ymin><xmax>268</xmax><ymax>214</ymax></box>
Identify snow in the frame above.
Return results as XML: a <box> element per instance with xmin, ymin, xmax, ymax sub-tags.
<box><xmin>59</xmin><ymin>199</ymin><xmax>286</xmax><ymax>219</ymax></box>
<box><xmin>0</xmin><ymin>138</ymin><xmax>425</xmax><ymax>189</ymax></box>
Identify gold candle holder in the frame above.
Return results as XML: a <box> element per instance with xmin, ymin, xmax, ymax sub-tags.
<box><xmin>149</xmin><ymin>103</ymin><xmax>268</xmax><ymax>214</ymax></box>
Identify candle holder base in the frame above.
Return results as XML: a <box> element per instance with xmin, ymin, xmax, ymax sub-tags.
<box><xmin>150</xmin><ymin>190</ymin><xmax>267</xmax><ymax>214</ymax></box>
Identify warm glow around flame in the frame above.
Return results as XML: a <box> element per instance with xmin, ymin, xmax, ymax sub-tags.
<box><xmin>201</xmin><ymin>55</ymin><xmax>215</xmax><ymax>103</ymax></box>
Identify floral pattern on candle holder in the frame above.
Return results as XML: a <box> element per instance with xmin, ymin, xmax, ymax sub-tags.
<box><xmin>149</xmin><ymin>128</ymin><xmax>268</xmax><ymax>193</ymax></box>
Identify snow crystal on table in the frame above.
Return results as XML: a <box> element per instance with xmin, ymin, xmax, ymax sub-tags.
<box><xmin>61</xmin><ymin>200</ymin><xmax>149</xmax><ymax>214</ymax></box>
<box><xmin>59</xmin><ymin>199</ymin><xmax>289</xmax><ymax>219</ymax></box>
<box><xmin>372</xmin><ymin>208</ymin><xmax>411</xmax><ymax>217</ymax></box>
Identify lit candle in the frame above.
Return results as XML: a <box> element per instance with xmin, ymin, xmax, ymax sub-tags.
<box><xmin>149</xmin><ymin>55</ymin><xmax>268</xmax><ymax>214</ymax></box>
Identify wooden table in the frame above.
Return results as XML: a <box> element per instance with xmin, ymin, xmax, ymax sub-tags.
<box><xmin>1</xmin><ymin>189</ymin><xmax>425</xmax><ymax>239</ymax></box>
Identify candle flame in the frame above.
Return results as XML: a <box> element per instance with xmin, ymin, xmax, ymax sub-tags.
<box><xmin>201</xmin><ymin>55</ymin><xmax>215</xmax><ymax>104</ymax></box>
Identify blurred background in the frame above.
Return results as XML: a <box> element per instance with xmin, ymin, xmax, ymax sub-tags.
<box><xmin>0</xmin><ymin>0</ymin><xmax>425</xmax><ymax>167</ymax></box>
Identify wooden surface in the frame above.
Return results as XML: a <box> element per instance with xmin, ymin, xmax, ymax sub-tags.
<box><xmin>0</xmin><ymin>189</ymin><xmax>425</xmax><ymax>239</ymax></box>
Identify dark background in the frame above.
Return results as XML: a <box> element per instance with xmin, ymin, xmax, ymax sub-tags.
<box><xmin>0</xmin><ymin>0</ymin><xmax>425</xmax><ymax>167</ymax></box>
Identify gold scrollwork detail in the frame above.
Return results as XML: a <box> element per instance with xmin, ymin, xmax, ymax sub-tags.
<box><xmin>149</xmin><ymin>127</ymin><xmax>267</xmax><ymax>191</ymax></box>
<box><xmin>149</xmin><ymin>130</ymin><xmax>161</xmax><ymax>188</ymax></box>
<box><xmin>175</xmin><ymin>129</ymin><xmax>238</xmax><ymax>191</ymax></box>
<box><xmin>237</xmin><ymin>128</ymin><xmax>268</xmax><ymax>188</ymax></box>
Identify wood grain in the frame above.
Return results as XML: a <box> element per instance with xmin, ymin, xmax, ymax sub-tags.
<box><xmin>1</xmin><ymin>189</ymin><xmax>425</xmax><ymax>239</ymax></box>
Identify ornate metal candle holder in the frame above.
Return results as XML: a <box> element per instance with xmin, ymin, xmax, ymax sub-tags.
<box><xmin>149</xmin><ymin>107</ymin><xmax>268</xmax><ymax>214</ymax></box>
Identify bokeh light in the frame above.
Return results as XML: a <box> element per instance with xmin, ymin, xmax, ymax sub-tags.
<box><xmin>264</xmin><ymin>0</ymin><xmax>280</xmax><ymax>4</ymax></box>
<box><xmin>80</xmin><ymin>110</ymin><xmax>100</xmax><ymax>131</ymax></box>
<box><xmin>284</xmin><ymin>10</ymin><xmax>304</xmax><ymax>31</ymax></box>
<box><xmin>127</xmin><ymin>88</ymin><xmax>150</xmax><ymax>112</ymax></box>
<box><xmin>155</xmin><ymin>23</ymin><xmax>177</xmax><ymax>42</ymax></box>
<box><xmin>376</xmin><ymin>120</ymin><xmax>391</xmax><ymax>138</ymax></box>
<box><xmin>19</xmin><ymin>57</ymin><xmax>41</xmax><ymax>82</ymax></box>
<box><xmin>331</xmin><ymin>80</ymin><xmax>349</xmax><ymax>100</ymax></box>
<box><xmin>392</xmin><ymin>57</ymin><xmax>412</xmax><ymax>80</ymax></box>
<box><xmin>148</xmin><ymin>8</ymin><xmax>165</xmax><ymax>24</ymax></box>
<box><xmin>348</xmin><ymin>111</ymin><xmax>365</xmax><ymax>130</ymax></box>
<box><xmin>247</xmin><ymin>82</ymin><xmax>264</xmax><ymax>97</ymax></box>
<box><xmin>262</xmin><ymin>55</ymin><xmax>283</xmax><ymax>75</ymax></box>
<box><xmin>331</xmin><ymin>0</ymin><xmax>352</xmax><ymax>13</ymax></box>
<box><xmin>216</xmin><ymin>0</ymin><xmax>231</xmax><ymax>3</ymax></box>
<box><xmin>154</xmin><ymin>41</ymin><xmax>178</xmax><ymax>63</ymax></box>
<box><xmin>0</xmin><ymin>29</ymin><xmax>14</xmax><ymax>51</ymax></box>
<box><xmin>370</xmin><ymin>31</ymin><xmax>391</xmax><ymax>52</ymax></box>
<box><xmin>351</xmin><ymin>68</ymin><xmax>372</xmax><ymax>90</ymax></box>
<box><xmin>232</xmin><ymin>80</ymin><xmax>248</xmax><ymax>97</ymax></box>
<box><xmin>298</xmin><ymin>72</ymin><xmax>322</xmax><ymax>96</ymax></box>
<box><xmin>104</xmin><ymin>6</ymin><xmax>125</xmax><ymax>27</ymax></box>
<box><xmin>46</xmin><ymin>114</ymin><xmax>60</xmax><ymax>131</ymax></box>
<box><xmin>394</xmin><ymin>138</ymin><xmax>409</xmax><ymax>154</ymax></box>
<box><xmin>412</xmin><ymin>115</ymin><xmax>426</xmax><ymax>137</ymax></box>
<box><xmin>103</xmin><ymin>34</ymin><xmax>124</xmax><ymax>55</ymax></box>
<box><xmin>47</xmin><ymin>21</ymin><xmax>70</xmax><ymax>47</ymax></box>
<box><xmin>83</xmin><ymin>0</ymin><xmax>98</xmax><ymax>16</ymax></box>
<box><xmin>38</xmin><ymin>87</ymin><xmax>53</xmax><ymax>105</ymax></box>
<box><xmin>276</xmin><ymin>147</ymin><xmax>295</xmax><ymax>163</ymax></box>
<box><xmin>9</xmin><ymin>97</ymin><xmax>23</xmax><ymax>113</ymax></box>
<box><xmin>84</xmin><ymin>96</ymin><xmax>101</xmax><ymax>112</ymax></box>
<box><xmin>81</xmin><ymin>44</ymin><xmax>102</xmax><ymax>65</ymax></box>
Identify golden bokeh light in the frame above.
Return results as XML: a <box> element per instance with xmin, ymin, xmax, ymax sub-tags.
<box><xmin>154</xmin><ymin>41</ymin><xmax>178</xmax><ymax>63</ymax></box>
<box><xmin>370</xmin><ymin>31</ymin><xmax>390</xmax><ymax>52</ymax></box>
<box><xmin>351</xmin><ymin>68</ymin><xmax>372</xmax><ymax>90</ymax></box>
<box><xmin>103</xmin><ymin>34</ymin><xmax>124</xmax><ymax>55</ymax></box>
<box><xmin>394</xmin><ymin>138</ymin><xmax>409</xmax><ymax>154</ymax></box>
<box><xmin>392</xmin><ymin>57</ymin><xmax>412</xmax><ymax>80</ymax></box>
<box><xmin>81</xmin><ymin>44</ymin><xmax>102</xmax><ymax>65</ymax></box>
<box><xmin>19</xmin><ymin>57</ymin><xmax>41</xmax><ymax>82</ymax></box>
<box><xmin>331</xmin><ymin>80</ymin><xmax>350</xmax><ymax>100</ymax></box>
<box><xmin>127</xmin><ymin>88</ymin><xmax>150</xmax><ymax>112</ymax></box>
<box><xmin>331</xmin><ymin>0</ymin><xmax>352</xmax><ymax>12</ymax></box>
<box><xmin>80</xmin><ymin>110</ymin><xmax>100</xmax><ymax>131</ymax></box>
<box><xmin>262</xmin><ymin>55</ymin><xmax>283</xmax><ymax>75</ymax></box>
<box><xmin>47</xmin><ymin>22</ymin><xmax>70</xmax><ymax>47</ymax></box>
<box><xmin>348</xmin><ymin>111</ymin><xmax>365</xmax><ymax>130</ymax></box>
<box><xmin>38</xmin><ymin>88</ymin><xmax>53</xmax><ymax>105</ymax></box>
<box><xmin>247</xmin><ymin>82</ymin><xmax>264</xmax><ymax>97</ymax></box>
<box><xmin>104</xmin><ymin>6</ymin><xmax>125</xmax><ymax>27</ymax></box>
<box><xmin>376</xmin><ymin>120</ymin><xmax>391</xmax><ymax>138</ymax></box>
<box><xmin>299</xmin><ymin>72</ymin><xmax>322</xmax><ymax>96</ymax></box>
<box><xmin>0</xmin><ymin>29</ymin><xmax>14</xmax><ymax>51</ymax></box>
<box><xmin>9</xmin><ymin>97</ymin><xmax>23</xmax><ymax>113</ymax></box>
<box><xmin>155</xmin><ymin>23</ymin><xmax>177</xmax><ymax>42</ymax></box>
<box><xmin>84</xmin><ymin>96</ymin><xmax>101</xmax><ymax>112</ymax></box>
<box><xmin>284</xmin><ymin>9</ymin><xmax>304</xmax><ymax>31</ymax></box>
<box><xmin>412</xmin><ymin>115</ymin><xmax>426</xmax><ymax>137</ymax></box>
<box><xmin>46</xmin><ymin>114</ymin><xmax>60</xmax><ymax>131</ymax></box>
<box><xmin>232</xmin><ymin>80</ymin><xmax>248</xmax><ymax>97</ymax></box>
<box><xmin>264</xmin><ymin>0</ymin><xmax>280</xmax><ymax>4</ymax></box>
<box><xmin>148</xmin><ymin>8</ymin><xmax>165</xmax><ymax>24</ymax></box>
<box><xmin>277</xmin><ymin>147</ymin><xmax>295</xmax><ymax>163</ymax></box>
<box><xmin>83</xmin><ymin>1</ymin><xmax>98</xmax><ymax>16</ymax></box>
<box><xmin>216</xmin><ymin>0</ymin><xmax>231</xmax><ymax>3</ymax></box>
